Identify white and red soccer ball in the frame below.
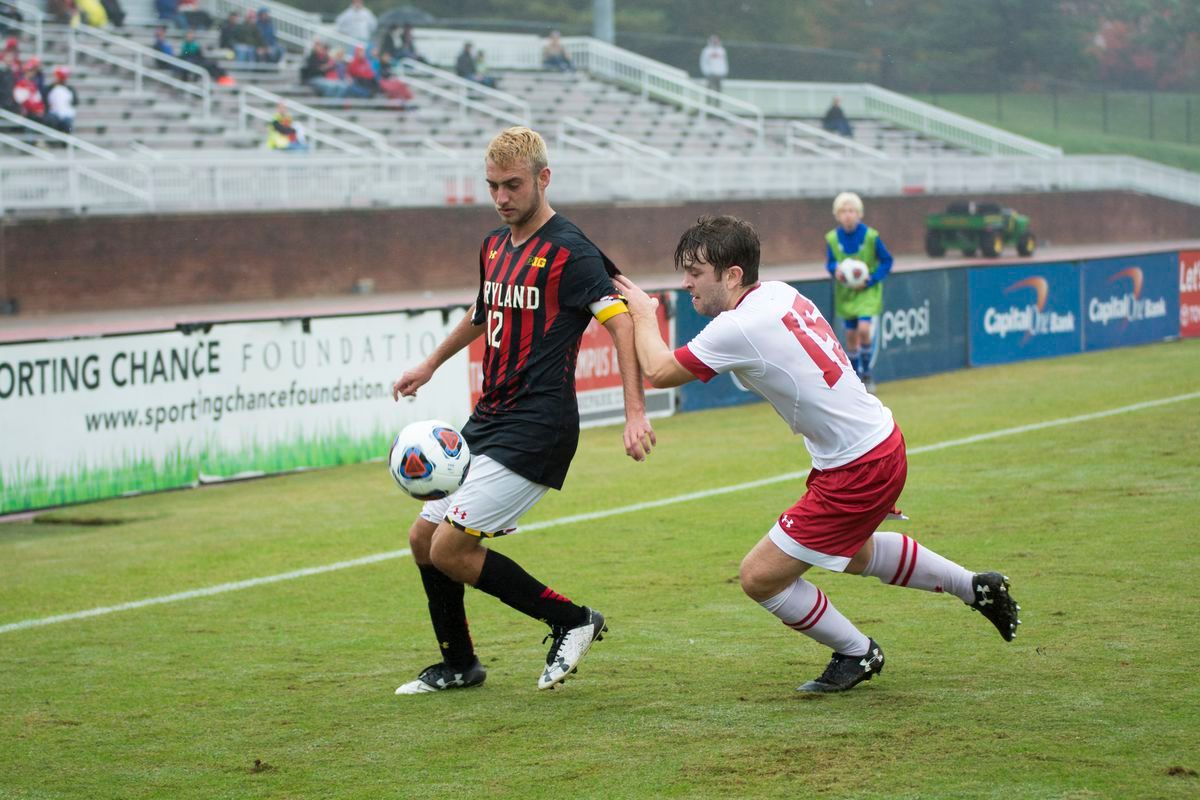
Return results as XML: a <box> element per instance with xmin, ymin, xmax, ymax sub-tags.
<box><xmin>835</xmin><ymin>258</ymin><xmax>870</xmax><ymax>289</ymax></box>
<box><xmin>388</xmin><ymin>420</ymin><xmax>471</xmax><ymax>501</ymax></box>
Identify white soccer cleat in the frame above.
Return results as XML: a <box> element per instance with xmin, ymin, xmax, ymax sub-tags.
<box><xmin>537</xmin><ymin>608</ymin><xmax>607</xmax><ymax>690</ymax></box>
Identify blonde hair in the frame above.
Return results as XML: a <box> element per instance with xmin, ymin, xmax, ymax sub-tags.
<box><xmin>832</xmin><ymin>192</ymin><xmax>864</xmax><ymax>216</ymax></box>
<box><xmin>486</xmin><ymin>126</ymin><xmax>548</xmax><ymax>173</ymax></box>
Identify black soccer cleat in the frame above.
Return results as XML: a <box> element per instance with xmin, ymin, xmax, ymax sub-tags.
<box><xmin>796</xmin><ymin>638</ymin><xmax>885</xmax><ymax>693</ymax></box>
<box><xmin>395</xmin><ymin>659</ymin><xmax>487</xmax><ymax>695</ymax></box>
<box><xmin>971</xmin><ymin>572</ymin><xmax>1021</xmax><ymax>641</ymax></box>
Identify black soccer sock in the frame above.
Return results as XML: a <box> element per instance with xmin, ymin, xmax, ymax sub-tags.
<box><xmin>417</xmin><ymin>563</ymin><xmax>477</xmax><ymax>669</ymax></box>
<box><xmin>473</xmin><ymin>549</ymin><xmax>589</xmax><ymax>629</ymax></box>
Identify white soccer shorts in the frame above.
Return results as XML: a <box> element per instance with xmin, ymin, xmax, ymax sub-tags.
<box><xmin>419</xmin><ymin>453</ymin><xmax>549</xmax><ymax>537</ymax></box>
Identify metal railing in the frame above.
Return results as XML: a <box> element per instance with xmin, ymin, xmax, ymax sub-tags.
<box><xmin>786</xmin><ymin>120</ymin><xmax>889</xmax><ymax>159</ymax></box>
<box><xmin>396</xmin><ymin>57</ymin><xmax>530</xmax><ymax>126</ymax></box>
<box><xmin>557</xmin><ymin>117</ymin><xmax>669</xmax><ymax>159</ymax></box>
<box><xmin>66</xmin><ymin>25</ymin><xmax>213</xmax><ymax>117</ymax></box>
<box><xmin>237</xmin><ymin>85</ymin><xmax>395</xmax><ymax>155</ymax></box>
<box><xmin>4</xmin><ymin>152</ymin><xmax>1197</xmax><ymax>215</ymax></box>
<box><xmin>0</xmin><ymin>0</ymin><xmax>43</xmax><ymax>60</ymax></box>
<box><xmin>0</xmin><ymin>109</ymin><xmax>152</xmax><ymax>212</ymax></box>
<box><xmin>723</xmin><ymin>80</ymin><xmax>1061</xmax><ymax>158</ymax></box>
<box><xmin>565</xmin><ymin>37</ymin><xmax>764</xmax><ymax>142</ymax></box>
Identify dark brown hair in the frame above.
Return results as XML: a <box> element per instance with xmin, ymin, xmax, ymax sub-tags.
<box><xmin>673</xmin><ymin>215</ymin><xmax>760</xmax><ymax>286</ymax></box>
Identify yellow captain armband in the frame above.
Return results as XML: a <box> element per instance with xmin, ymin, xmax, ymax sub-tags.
<box><xmin>591</xmin><ymin>297</ymin><xmax>629</xmax><ymax>324</ymax></box>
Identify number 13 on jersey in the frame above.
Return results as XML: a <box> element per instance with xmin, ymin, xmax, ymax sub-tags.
<box><xmin>780</xmin><ymin>295</ymin><xmax>851</xmax><ymax>388</ymax></box>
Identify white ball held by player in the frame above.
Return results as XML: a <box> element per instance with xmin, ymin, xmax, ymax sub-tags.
<box><xmin>835</xmin><ymin>258</ymin><xmax>870</xmax><ymax>289</ymax></box>
<box><xmin>388</xmin><ymin>420</ymin><xmax>471</xmax><ymax>501</ymax></box>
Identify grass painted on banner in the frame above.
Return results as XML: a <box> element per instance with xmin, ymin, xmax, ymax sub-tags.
<box><xmin>0</xmin><ymin>427</ymin><xmax>394</xmax><ymax>515</ymax></box>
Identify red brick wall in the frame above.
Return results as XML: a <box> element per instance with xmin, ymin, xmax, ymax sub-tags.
<box><xmin>2</xmin><ymin>191</ymin><xmax>1198</xmax><ymax>314</ymax></box>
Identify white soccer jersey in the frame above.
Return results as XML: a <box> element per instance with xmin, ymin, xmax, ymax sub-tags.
<box><xmin>675</xmin><ymin>281</ymin><xmax>894</xmax><ymax>470</ymax></box>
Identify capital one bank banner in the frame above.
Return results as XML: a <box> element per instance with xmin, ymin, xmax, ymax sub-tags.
<box><xmin>1082</xmin><ymin>254</ymin><xmax>1178</xmax><ymax>350</ymax></box>
<box><xmin>1179</xmin><ymin>250</ymin><xmax>1200</xmax><ymax>339</ymax></box>
<box><xmin>969</xmin><ymin>262</ymin><xmax>1082</xmax><ymax>366</ymax></box>
<box><xmin>0</xmin><ymin>310</ymin><xmax>472</xmax><ymax>514</ymax></box>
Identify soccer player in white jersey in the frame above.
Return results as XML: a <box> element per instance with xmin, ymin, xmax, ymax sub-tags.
<box><xmin>614</xmin><ymin>215</ymin><xmax>1021</xmax><ymax>693</ymax></box>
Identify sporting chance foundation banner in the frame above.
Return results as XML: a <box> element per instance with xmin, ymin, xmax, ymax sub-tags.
<box><xmin>0</xmin><ymin>310</ymin><xmax>471</xmax><ymax>514</ymax></box>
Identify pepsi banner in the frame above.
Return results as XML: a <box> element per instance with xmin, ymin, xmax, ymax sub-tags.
<box><xmin>1082</xmin><ymin>254</ymin><xmax>1178</xmax><ymax>350</ymax></box>
<box><xmin>676</xmin><ymin>279</ymin><xmax>833</xmax><ymax>412</ymax></box>
<box><xmin>969</xmin><ymin>263</ymin><xmax>1082</xmax><ymax>366</ymax></box>
<box><xmin>874</xmin><ymin>269</ymin><xmax>968</xmax><ymax>382</ymax></box>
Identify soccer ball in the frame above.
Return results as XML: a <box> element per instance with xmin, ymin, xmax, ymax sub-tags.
<box><xmin>388</xmin><ymin>420</ymin><xmax>471</xmax><ymax>501</ymax></box>
<box><xmin>836</xmin><ymin>258</ymin><xmax>870</xmax><ymax>289</ymax></box>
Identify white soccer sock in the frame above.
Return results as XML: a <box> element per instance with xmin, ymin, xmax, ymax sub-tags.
<box><xmin>759</xmin><ymin>578</ymin><xmax>870</xmax><ymax>656</ymax></box>
<box><xmin>861</xmin><ymin>531</ymin><xmax>975</xmax><ymax>603</ymax></box>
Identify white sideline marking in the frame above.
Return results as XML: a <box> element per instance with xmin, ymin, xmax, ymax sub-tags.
<box><xmin>4</xmin><ymin>390</ymin><xmax>1198</xmax><ymax>635</ymax></box>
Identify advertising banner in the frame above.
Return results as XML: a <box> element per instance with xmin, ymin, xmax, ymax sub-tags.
<box><xmin>468</xmin><ymin>298</ymin><xmax>675</xmax><ymax>428</ymax></box>
<box><xmin>1082</xmin><ymin>254</ymin><xmax>1178</xmax><ymax>351</ymax></box>
<box><xmin>1179</xmin><ymin>250</ymin><xmax>1200</xmax><ymax>339</ymax></box>
<box><xmin>968</xmin><ymin>263</ymin><xmax>1082</xmax><ymax>366</ymax></box>
<box><xmin>873</xmin><ymin>269</ymin><xmax>968</xmax><ymax>382</ymax></box>
<box><xmin>0</xmin><ymin>310</ymin><xmax>470</xmax><ymax>514</ymax></box>
<box><xmin>678</xmin><ymin>278</ymin><xmax>832</xmax><ymax>412</ymax></box>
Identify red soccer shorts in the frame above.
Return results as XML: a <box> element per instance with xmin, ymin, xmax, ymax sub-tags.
<box><xmin>770</xmin><ymin>425</ymin><xmax>907</xmax><ymax>571</ymax></box>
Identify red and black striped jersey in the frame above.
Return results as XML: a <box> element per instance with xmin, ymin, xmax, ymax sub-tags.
<box><xmin>461</xmin><ymin>214</ymin><xmax>622</xmax><ymax>490</ymax></box>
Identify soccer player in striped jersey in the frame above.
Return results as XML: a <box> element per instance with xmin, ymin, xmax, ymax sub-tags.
<box><xmin>391</xmin><ymin>127</ymin><xmax>656</xmax><ymax>694</ymax></box>
<box><xmin>614</xmin><ymin>215</ymin><xmax>1020</xmax><ymax>693</ymax></box>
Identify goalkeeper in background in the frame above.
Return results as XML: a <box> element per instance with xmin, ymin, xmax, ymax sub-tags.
<box><xmin>825</xmin><ymin>192</ymin><xmax>893</xmax><ymax>392</ymax></box>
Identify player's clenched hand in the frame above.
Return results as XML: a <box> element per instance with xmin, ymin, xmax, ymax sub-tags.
<box><xmin>613</xmin><ymin>275</ymin><xmax>659</xmax><ymax>320</ymax></box>
<box><xmin>392</xmin><ymin>364</ymin><xmax>433</xmax><ymax>400</ymax></box>
<box><xmin>623</xmin><ymin>414</ymin><xmax>656</xmax><ymax>462</ymax></box>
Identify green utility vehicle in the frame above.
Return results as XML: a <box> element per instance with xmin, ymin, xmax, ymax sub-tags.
<box><xmin>924</xmin><ymin>201</ymin><xmax>1037</xmax><ymax>258</ymax></box>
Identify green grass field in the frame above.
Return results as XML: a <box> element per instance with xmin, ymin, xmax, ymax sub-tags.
<box><xmin>2</xmin><ymin>340</ymin><xmax>1199</xmax><ymax>799</ymax></box>
<box><xmin>913</xmin><ymin>91</ymin><xmax>1200</xmax><ymax>173</ymax></box>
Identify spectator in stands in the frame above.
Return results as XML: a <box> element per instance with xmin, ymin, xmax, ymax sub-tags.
<box><xmin>300</xmin><ymin>38</ymin><xmax>332</xmax><ymax>84</ymax></box>
<box><xmin>376</xmin><ymin>52</ymin><xmax>414</xmax><ymax>104</ymax></box>
<box><xmin>155</xmin><ymin>0</ymin><xmax>186</xmax><ymax>29</ymax></box>
<box><xmin>542</xmin><ymin>30</ymin><xmax>573</xmax><ymax>72</ymax></box>
<box><xmin>699</xmin><ymin>34</ymin><xmax>728</xmax><ymax>94</ymax></box>
<box><xmin>335</xmin><ymin>0</ymin><xmax>376</xmax><ymax>48</ymax></box>
<box><xmin>43</xmin><ymin>66</ymin><xmax>76</xmax><ymax>133</ymax></box>
<box><xmin>398</xmin><ymin>23</ymin><xmax>426</xmax><ymax>63</ymax></box>
<box><xmin>75</xmin><ymin>0</ymin><xmax>109</xmax><ymax>28</ymax></box>
<box><xmin>455</xmin><ymin>41</ymin><xmax>496</xmax><ymax>88</ymax></box>
<box><xmin>99</xmin><ymin>0</ymin><xmax>125</xmax><ymax>28</ymax></box>
<box><xmin>23</xmin><ymin>57</ymin><xmax>45</xmax><ymax>100</ymax></box>
<box><xmin>46</xmin><ymin>0</ymin><xmax>77</xmax><ymax>26</ymax></box>
<box><xmin>12</xmin><ymin>67</ymin><xmax>44</xmax><ymax>123</ymax></box>
<box><xmin>347</xmin><ymin>44</ymin><xmax>378</xmax><ymax>97</ymax></box>
<box><xmin>822</xmin><ymin>97</ymin><xmax>853</xmax><ymax>138</ymax></box>
<box><xmin>180</xmin><ymin>29</ymin><xmax>235</xmax><ymax>85</ymax></box>
<box><xmin>316</xmin><ymin>47</ymin><xmax>368</xmax><ymax>98</ymax></box>
<box><xmin>0</xmin><ymin>58</ymin><xmax>17</xmax><ymax>114</ymax></box>
<box><xmin>266</xmin><ymin>103</ymin><xmax>307</xmax><ymax>151</ymax></box>
<box><xmin>235</xmin><ymin>10</ymin><xmax>269</xmax><ymax>63</ymax></box>
<box><xmin>0</xmin><ymin>5</ymin><xmax>23</xmax><ymax>38</ymax></box>
<box><xmin>255</xmin><ymin>8</ymin><xmax>283</xmax><ymax>63</ymax></box>
<box><xmin>218</xmin><ymin>12</ymin><xmax>241</xmax><ymax>59</ymax></box>
<box><xmin>178</xmin><ymin>0</ymin><xmax>212</xmax><ymax>31</ymax></box>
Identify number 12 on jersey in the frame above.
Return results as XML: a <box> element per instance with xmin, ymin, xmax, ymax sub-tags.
<box><xmin>780</xmin><ymin>295</ymin><xmax>851</xmax><ymax>388</ymax></box>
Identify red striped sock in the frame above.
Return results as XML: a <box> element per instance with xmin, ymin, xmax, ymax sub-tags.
<box><xmin>759</xmin><ymin>578</ymin><xmax>869</xmax><ymax>656</ymax></box>
<box><xmin>862</xmin><ymin>531</ymin><xmax>975</xmax><ymax>603</ymax></box>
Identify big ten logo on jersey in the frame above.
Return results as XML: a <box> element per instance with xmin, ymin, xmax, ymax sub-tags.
<box><xmin>527</xmin><ymin>255</ymin><xmax>548</xmax><ymax>268</ymax></box>
<box><xmin>780</xmin><ymin>295</ymin><xmax>851</xmax><ymax>388</ymax></box>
